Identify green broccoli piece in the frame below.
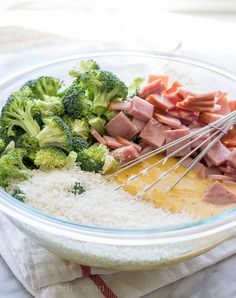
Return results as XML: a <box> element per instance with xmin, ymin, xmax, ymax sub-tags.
<box><xmin>127</xmin><ymin>77</ymin><xmax>144</xmax><ymax>98</ymax></box>
<box><xmin>16</xmin><ymin>133</ymin><xmax>39</xmax><ymax>161</ymax></box>
<box><xmin>77</xmin><ymin>143</ymin><xmax>117</xmax><ymax>173</ymax></box>
<box><xmin>102</xmin><ymin>154</ymin><xmax>118</xmax><ymax>174</ymax></box>
<box><xmin>22</xmin><ymin>76</ymin><xmax>62</xmax><ymax>99</ymax></box>
<box><xmin>2</xmin><ymin>140</ymin><xmax>15</xmax><ymax>155</ymax></box>
<box><xmin>69</xmin><ymin>59</ymin><xmax>100</xmax><ymax>78</ymax></box>
<box><xmin>79</xmin><ymin>70</ymin><xmax>128</xmax><ymax>115</ymax></box>
<box><xmin>0</xmin><ymin>148</ymin><xmax>28</xmax><ymax>188</ymax></box>
<box><xmin>88</xmin><ymin>116</ymin><xmax>105</xmax><ymax>135</ymax></box>
<box><xmin>63</xmin><ymin>115</ymin><xmax>90</xmax><ymax>139</ymax></box>
<box><xmin>64</xmin><ymin>151</ymin><xmax>77</xmax><ymax>169</ymax></box>
<box><xmin>34</xmin><ymin>147</ymin><xmax>67</xmax><ymax>169</ymax></box>
<box><xmin>62</xmin><ymin>85</ymin><xmax>92</xmax><ymax>119</ymax></box>
<box><xmin>35</xmin><ymin>95</ymin><xmax>64</xmax><ymax>118</ymax></box>
<box><xmin>103</xmin><ymin>110</ymin><xmax>118</xmax><ymax>121</ymax></box>
<box><xmin>72</xmin><ymin>136</ymin><xmax>89</xmax><ymax>153</ymax></box>
<box><xmin>1</xmin><ymin>89</ymin><xmax>41</xmax><ymax>137</ymax></box>
<box><xmin>69</xmin><ymin>181</ymin><xmax>85</xmax><ymax>195</ymax></box>
<box><xmin>0</xmin><ymin>138</ymin><xmax>6</xmax><ymax>153</ymax></box>
<box><xmin>12</xmin><ymin>187</ymin><xmax>26</xmax><ymax>203</ymax></box>
<box><xmin>36</xmin><ymin>116</ymin><xmax>73</xmax><ymax>152</ymax></box>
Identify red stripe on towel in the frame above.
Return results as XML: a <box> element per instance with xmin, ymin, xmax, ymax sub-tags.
<box><xmin>80</xmin><ymin>265</ymin><xmax>91</xmax><ymax>277</ymax></box>
<box><xmin>80</xmin><ymin>265</ymin><xmax>118</xmax><ymax>298</ymax></box>
<box><xmin>89</xmin><ymin>275</ymin><xmax>118</xmax><ymax>298</ymax></box>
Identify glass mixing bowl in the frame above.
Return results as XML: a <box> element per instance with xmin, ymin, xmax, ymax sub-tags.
<box><xmin>1</xmin><ymin>51</ymin><xmax>236</xmax><ymax>271</ymax></box>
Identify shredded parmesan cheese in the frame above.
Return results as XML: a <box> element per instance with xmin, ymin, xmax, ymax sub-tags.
<box><xmin>10</xmin><ymin>167</ymin><xmax>194</xmax><ymax>229</ymax></box>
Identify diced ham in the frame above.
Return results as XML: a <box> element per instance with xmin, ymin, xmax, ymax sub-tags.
<box><xmin>139</xmin><ymin>141</ymin><xmax>154</xmax><ymax>150</ymax></box>
<box><xmin>153</xmin><ymin>112</ymin><xmax>181</xmax><ymax>128</ymax></box>
<box><xmin>228</xmin><ymin>148</ymin><xmax>236</xmax><ymax>168</ymax></box>
<box><xmin>210</xmin><ymin>104</ymin><xmax>221</xmax><ymax>113</ymax></box>
<box><xmin>103</xmin><ymin>136</ymin><xmax>122</xmax><ymax>149</ymax></box>
<box><xmin>229</xmin><ymin>100</ymin><xmax>236</xmax><ymax>111</ymax></box>
<box><xmin>139</xmin><ymin>79</ymin><xmax>167</xmax><ymax>98</ymax></box>
<box><xmin>206</xmin><ymin>141</ymin><xmax>231</xmax><ymax>166</ymax></box>
<box><xmin>112</xmin><ymin>145</ymin><xmax>139</xmax><ymax>164</ymax></box>
<box><xmin>140</xmin><ymin>118</ymin><xmax>166</xmax><ymax>147</ymax></box>
<box><xmin>180</xmin><ymin>157</ymin><xmax>205</xmax><ymax>174</ymax></box>
<box><xmin>190</xmin><ymin>128</ymin><xmax>210</xmax><ymax>149</ymax></box>
<box><xmin>207</xmin><ymin>174</ymin><xmax>235</xmax><ymax>181</ymax></box>
<box><xmin>140</xmin><ymin>146</ymin><xmax>154</xmax><ymax>155</ymax></box>
<box><xmin>90</xmin><ymin>128</ymin><xmax>107</xmax><ymax>145</ymax></box>
<box><xmin>177</xmin><ymin>87</ymin><xmax>196</xmax><ymax>98</ymax></box>
<box><xmin>168</xmin><ymin>109</ymin><xmax>199</xmax><ymax>122</ymax></box>
<box><xmin>162</xmin><ymin>81</ymin><xmax>183</xmax><ymax>104</ymax></box>
<box><xmin>204</xmin><ymin>156</ymin><xmax>215</xmax><ymax>167</ymax></box>
<box><xmin>115</xmin><ymin>136</ymin><xmax>141</xmax><ymax>152</ymax></box>
<box><xmin>204</xmin><ymin>181</ymin><xmax>236</xmax><ymax>204</ymax></box>
<box><xmin>146</xmin><ymin>94</ymin><xmax>175</xmax><ymax>112</ymax></box>
<box><xmin>176</xmin><ymin>98</ymin><xmax>215</xmax><ymax>112</ymax></box>
<box><xmin>105</xmin><ymin>112</ymin><xmax>138</xmax><ymax>140</ymax></box>
<box><xmin>131</xmin><ymin>118</ymin><xmax>146</xmax><ymax>133</ymax></box>
<box><xmin>221</xmin><ymin>126</ymin><xmax>236</xmax><ymax>148</ymax></box>
<box><xmin>108</xmin><ymin>101</ymin><xmax>131</xmax><ymax>111</ymax></box>
<box><xmin>147</xmin><ymin>74</ymin><xmax>169</xmax><ymax>87</ymax></box>
<box><xmin>222</xmin><ymin>138</ymin><xmax>236</xmax><ymax>148</ymax></box>
<box><xmin>198</xmin><ymin>166</ymin><xmax>222</xmax><ymax>179</ymax></box>
<box><xmin>214</xmin><ymin>91</ymin><xmax>230</xmax><ymax>115</ymax></box>
<box><xmin>165</xmin><ymin>128</ymin><xmax>191</xmax><ymax>157</ymax></box>
<box><xmin>222</xmin><ymin>180</ymin><xmax>236</xmax><ymax>187</ymax></box>
<box><xmin>199</xmin><ymin>112</ymin><xmax>223</xmax><ymax>124</ymax></box>
<box><xmin>219</xmin><ymin>164</ymin><xmax>236</xmax><ymax>174</ymax></box>
<box><xmin>128</xmin><ymin>96</ymin><xmax>154</xmax><ymax>122</ymax></box>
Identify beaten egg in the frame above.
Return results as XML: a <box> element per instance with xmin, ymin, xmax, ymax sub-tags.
<box><xmin>114</xmin><ymin>154</ymin><xmax>236</xmax><ymax>219</ymax></box>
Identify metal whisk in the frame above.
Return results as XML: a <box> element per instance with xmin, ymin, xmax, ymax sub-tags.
<box><xmin>108</xmin><ymin>110</ymin><xmax>236</xmax><ymax>194</ymax></box>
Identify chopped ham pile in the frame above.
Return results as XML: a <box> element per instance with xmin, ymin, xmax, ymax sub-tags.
<box><xmin>91</xmin><ymin>73</ymin><xmax>236</xmax><ymax>205</ymax></box>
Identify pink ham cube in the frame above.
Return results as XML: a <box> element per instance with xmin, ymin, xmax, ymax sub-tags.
<box><xmin>165</xmin><ymin>128</ymin><xmax>191</xmax><ymax>157</ymax></box>
<box><xmin>112</xmin><ymin>145</ymin><xmax>139</xmax><ymax>164</ymax></box>
<box><xmin>128</xmin><ymin>96</ymin><xmax>154</xmax><ymax>122</ymax></box>
<box><xmin>105</xmin><ymin>112</ymin><xmax>138</xmax><ymax>140</ymax></box>
<box><xmin>140</xmin><ymin>118</ymin><xmax>166</xmax><ymax>147</ymax></box>
<box><xmin>206</xmin><ymin>141</ymin><xmax>231</xmax><ymax>166</ymax></box>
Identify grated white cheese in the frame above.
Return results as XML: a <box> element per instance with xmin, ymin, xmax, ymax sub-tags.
<box><xmin>10</xmin><ymin>167</ymin><xmax>194</xmax><ymax>229</ymax></box>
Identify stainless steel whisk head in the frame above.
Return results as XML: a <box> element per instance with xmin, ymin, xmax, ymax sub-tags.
<box><xmin>108</xmin><ymin>110</ymin><xmax>236</xmax><ymax>195</ymax></box>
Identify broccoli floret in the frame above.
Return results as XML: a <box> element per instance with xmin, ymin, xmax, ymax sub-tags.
<box><xmin>127</xmin><ymin>77</ymin><xmax>144</xmax><ymax>98</ymax></box>
<box><xmin>35</xmin><ymin>95</ymin><xmax>64</xmax><ymax>118</ymax></box>
<box><xmin>88</xmin><ymin>117</ymin><xmax>105</xmax><ymax>135</ymax></box>
<box><xmin>22</xmin><ymin>76</ymin><xmax>62</xmax><ymax>99</ymax></box>
<box><xmin>16</xmin><ymin>133</ymin><xmax>39</xmax><ymax>161</ymax></box>
<box><xmin>72</xmin><ymin>136</ymin><xmax>89</xmax><ymax>153</ymax></box>
<box><xmin>1</xmin><ymin>90</ymin><xmax>41</xmax><ymax>137</ymax></box>
<box><xmin>69</xmin><ymin>59</ymin><xmax>100</xmax><ymax>78</ymax></box>
<box><xmin>0</xmin><ymin>148</ymin><xmax>28</xmax><ymax>187</ymax></box>
<box><xmin>64</xmin><ymin>151</ymin><xmax>77</xmax><ymax>169</ymax></box>
<box><xmin>77</xmin><ymin>143</ymin><xmax>117</xmax><ymax>173</ymax></box>
<box><xmin>0</xmin><ymin>138</ymin><xmax>6</xmax><ymax>153</ymax></box>
<box><xmin>102</xmin><ymin>154</ymin><xmax>118</xmax><ymax>174</ymax></box>
<box><xmin>69</xmin><ymin>181</ymin><xmax>85</xmax><ymax>195</ymax></box>
<box><xmin>12</xmin><ymin>187</ymin><xmax>26</xmax><ymax>203</ymax></box>
<box><xmin>34</xmin><ymin>147</ymin><xmax>67</xmax><ymax>169</ymax></box>
<box><xmin>36</xmin><ymin>116</ymin><xmax>73</xmax><ymax>152</ymax></box>
<box><xmin>63</xmin><ymin>115</ymin><xmax>90</xmax><ymax>139</ymax></box>
<box><xmin>103</xmin><ymin>110</ymin><xmax>118</xmax><ymax>121</ymax></box>
<box><xmin>79</xmin><ymin>70</ymin><xmax>128</xmax><ymax>115</ymax></box>
<box><xmin>2</xmin><ymin>140</ymin><xmax>15</xmax><ymax>155</ymax></box>
<box><xmin>62</xmin><ymin>85</ymin><xmax>92</xmax><ymax>119</ymax></box>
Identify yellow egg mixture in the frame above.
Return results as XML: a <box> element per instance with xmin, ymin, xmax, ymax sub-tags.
<box><xmin>114</xmin><ymin>155</ymin><xmax>236</xmax><ymax>219</ymax></box>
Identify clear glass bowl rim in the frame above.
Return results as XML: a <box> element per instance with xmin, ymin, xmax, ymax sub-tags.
<box><xmin>1</xmin><ymin>50</ymin><xmax>236</xmax><ymax>246</ymax></box>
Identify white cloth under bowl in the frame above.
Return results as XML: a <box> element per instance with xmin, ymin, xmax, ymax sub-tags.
<box><xmin>0</xmin><ymin>213</ymin><xmax>236</xmax><ymax>298</ymax></box>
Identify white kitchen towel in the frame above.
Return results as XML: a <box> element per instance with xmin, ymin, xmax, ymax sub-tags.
<box><xmin>0</xmin><ymin>214</ymin><xmax>236</xmax><ymax>298</ymax></box>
